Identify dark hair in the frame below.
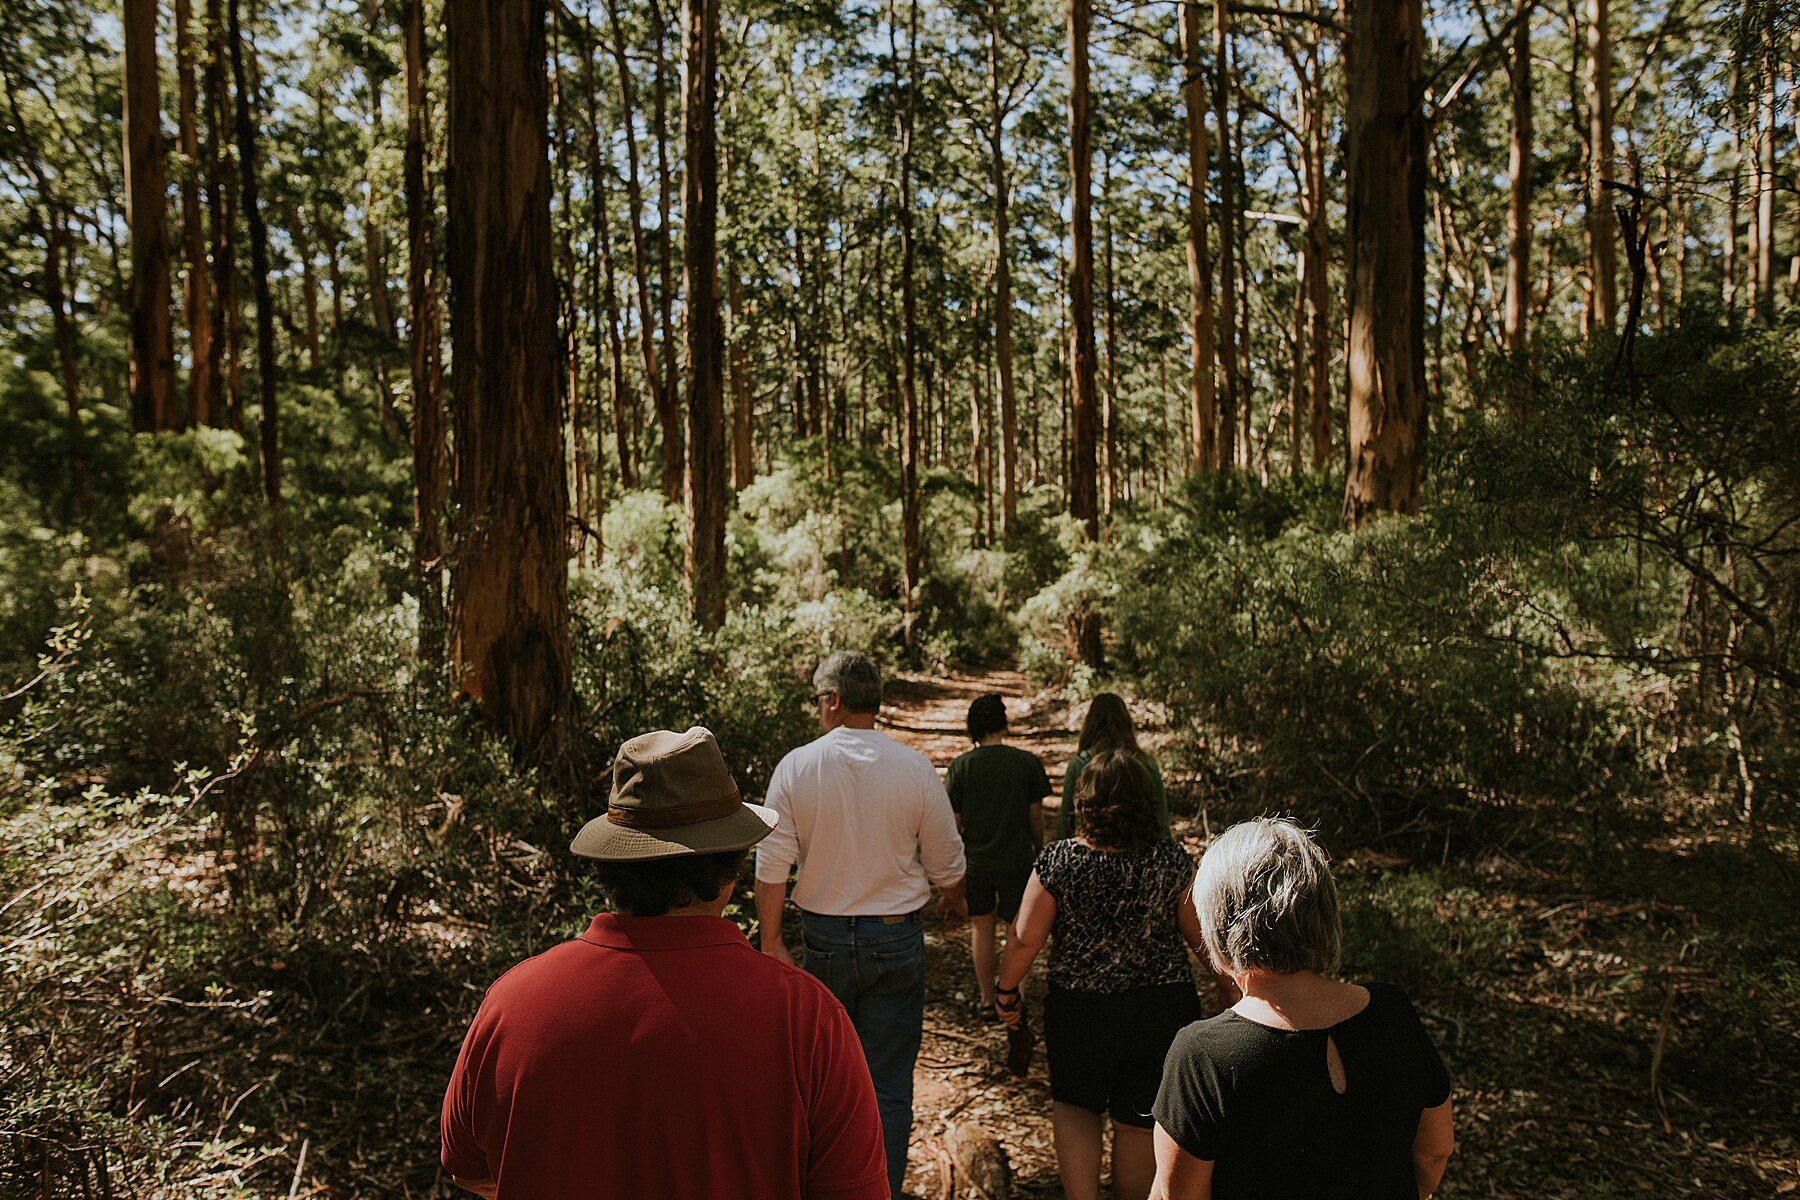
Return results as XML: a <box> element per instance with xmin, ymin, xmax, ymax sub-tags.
<box><xmin>1074</xmin><ymin>749</ymin><xmax>1160</xmax><ymax>850</ymax></box>
<box><xmin>591</xmin><ymin>850</ymin><xmax>748</xmax><ymax>917</ymax></box>
<box><xmin>966</xmin><ymin>694</ymin><xmax>1008</xmax><ymax>743</ymax></box>
<box><xmin>1077</xmin><ymin>693</ymin><xmax>1140</xmax><ymax>755</ymax></box>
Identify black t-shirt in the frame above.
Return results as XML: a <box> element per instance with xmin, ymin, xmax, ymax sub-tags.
<box><xmin>1154</xmin><ymin>982</ymin><xmax>1451</xmax><ymax>1200</ymax></box>
<box><xmin>945</xmin><ymin>744</ymin><xmax>1051</xmax><ymax>878</ymax></box>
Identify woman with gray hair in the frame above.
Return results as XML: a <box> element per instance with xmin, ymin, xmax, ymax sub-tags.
<box><xmin>1150</xmin><ymin>818</ymin><xmax>1454</xmax><ymax>1199</ymax></box>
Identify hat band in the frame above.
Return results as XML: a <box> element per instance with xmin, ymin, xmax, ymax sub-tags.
<box><xmin>605</xmin><ymin>794</ymin><xmax>745</xmax><ymax>830</ymax></box>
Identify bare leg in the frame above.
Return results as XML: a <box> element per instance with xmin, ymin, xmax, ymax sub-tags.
<box><xmin>972</xmin><ymin>913</ymin><xmax>999</xmax><ymax>1006</ymax></box>
<box><xmin>1052</xmin><ymin>1102</ymin><xmax>1104</xmax><ymax>1200</ymax></box>
<box><xmin>1109</xmin><ymin>1121</ymin><xmax>1154</xmax><ymax>1200</ymax></box>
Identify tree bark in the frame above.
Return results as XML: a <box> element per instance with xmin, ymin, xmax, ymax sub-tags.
<box><xmin>46</xmin><ymin>209</ymin><xmax>93</xmax><ymax>525</ymax></box>
<box><xmin>1301</xmin><ymin>44</ymin><xmax>1331</xmax><ymax>469</ymax></box>
<box><xmin>363</xmin><ymin>0</ymin><xmax>397</xmax><ymax>343</ymax></box>
<box><xmin>893</xmin><ymin>0</ymin><xmax>923</xmax><ymax>649</ymax></box>
<box><xmin>1211</xmin><ymin>0</ymin><xmax>1239</xmax><ymax>471</ymax></box>
<box><xmin>1100</xmin><ymin>149</ymin><xmax>1118</xmax><ymax>519</ymax></box>
<box><xmin>1504</xmin><ymin>0</ymin><xmax>1532</xmax><ymax>358</ymax></box>
<box><xmin>1725</xmin><ymin>70</ymin><xmax>1740</xmax><ymax>317</ymax></box>
<box><xmin>1180</xmin><ymin>0</ymin><xmax>1217</xmax><ymax>475</ymax></box>
<box><xmin>579</xmin><ymin>15</ymin><xmax>636</xmax><ymax>491</ymax></box>
<box><xmin>175</xmin><ymin>0</ymin><xmax>214</xmax><ymax>428</ymax></box>
<box><xmin>1343</xmin><ymin>0</ymin><xmax>1427</xmax><ymax>527</ymax></box>
<box><xmin>987</xmin><ymin>6</ymin><xmax>1020</xmax><ymax>537</ymax></box>
<box><xmin>651</xmin><ymin>0</ymin><xmax>682</xmax><ymax>495</ymax></box>
<box><xmin>604</xmin><ymin>0</ymin><xmax>677</xmax><ymax>502</ymax></box>
<box><xmin>728</xmin><ymin>266</ymin><xmax>755</xmax><ymax>491</ymax></box>
<box><xmin>1754</xmin><ymin>76</ymin><xmax>1775</xmax><ymax>321</ymax></box>
<box><xmin>288</xmin><ymin>200</ymin><xmax>323</xmax><ymax>369</ymax></box>
<box><xmin>447</xmin><ymin>0</ymin><xmax>573</xmax><ymax>760</ymax></box>
<box><xmin>1068</xmin><ymin>0</ymin><xmax>1102</xmax><ymax>665</ymax></box>
<box><xmin>406</xmin><ymin>0</ymin><xmax>447</xmax><ymax>665</ymax></box>
<box><xmin>203</xmin><ymin>0</ymin><xmax>234</xmax><ymax>429</ymax></box>
<box><xmin>682</xmin><ymin>0</ymin><xmax>726</xmax><ymax>628</ymax></box>
<box><xmin>1067</xmin><ymin>0</ymin><xmax>1099</xmax><ymax>539</ymax></box>
<box><xmin>1583</xmin><ymin>0</ymin><xmax>1616</xmax><ymax>332</ymax></box>
<box><xmin>124</xmin><ymin>0</ymin><xmax>180</xmax><ymax>433</ymax></box>
<box><xmin>229</xmin><ymin>0</ymin><xmax>279</xmax><ymax>505</ymax></box>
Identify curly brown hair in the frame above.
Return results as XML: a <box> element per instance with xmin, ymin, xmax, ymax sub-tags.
<box><xmin>1073</xmin><ymin>749</ymin><xmax>1160</xmax><ymax>850</ymax></box>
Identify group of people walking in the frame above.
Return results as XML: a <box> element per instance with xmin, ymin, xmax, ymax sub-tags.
<box><xmin>440</xmin><ymin>650</ymin><xmax>1454</xmax><ymax>1199</ymax></box>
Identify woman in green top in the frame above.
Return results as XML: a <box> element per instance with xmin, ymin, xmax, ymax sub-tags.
<box><xmin>1056</xmin><ymin>693</ymin><xmax>1169</xmax><ymax>839</ymax></box>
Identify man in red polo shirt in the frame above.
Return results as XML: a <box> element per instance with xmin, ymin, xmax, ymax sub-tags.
<box><xmin>441</xmin><ymin>727</ymin><xmax>888</xmax><ymax>1199</ymax></box>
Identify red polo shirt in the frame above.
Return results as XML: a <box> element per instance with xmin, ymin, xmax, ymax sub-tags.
<box><xmin>441</xmin><ymin>913</ymin><xmax>888</xmax><ymax>1200</ymax></box>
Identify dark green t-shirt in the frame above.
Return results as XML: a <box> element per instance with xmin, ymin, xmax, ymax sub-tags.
<box><xmin>1056</xmin><ymin>748</ymin><xmax>1170</xmax><ymax>839</ymax></box>
<box><xmin>945</xmin><ymin>743</ymin><xmax>1051</xmax><ymax>877</ymax></box>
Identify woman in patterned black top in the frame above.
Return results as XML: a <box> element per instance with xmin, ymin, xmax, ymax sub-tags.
<box><xmin>1149</xmin><ymin>819</ymin><xmax>1455</xmax><ymax>1199</ymax></box>
<box><xmin>995</xmin><ymin>750</ymin><xmax>1206</xmax><ymax>1200</ymax></box>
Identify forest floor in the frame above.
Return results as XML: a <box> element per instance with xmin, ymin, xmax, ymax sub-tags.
<box><xmin>870</xmin><ymin>668</ymin><xmax>1800</xmax><ymax>1200</ymax></box>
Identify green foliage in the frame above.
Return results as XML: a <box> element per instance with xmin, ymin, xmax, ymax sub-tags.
<box><xmin>1110</xmin><ymin>500</ymin><xmax>1645</xmax><ymax>839</ymax></box>
<box><xmin>1340</xmin><ymin>870</ymin><xmax>1520</xmax><ymax>988</ymax></box>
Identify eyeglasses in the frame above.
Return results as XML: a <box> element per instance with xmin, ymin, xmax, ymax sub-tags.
<box><xmin>809</xmin><ymin>690</ymin><xmax>836</xmax><ymax>705</ymax></box>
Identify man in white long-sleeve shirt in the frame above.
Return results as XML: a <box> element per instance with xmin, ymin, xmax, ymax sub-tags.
<box><xmin>756</xmin><ymin>650</ymin><xmax>968</xmax><ymax>1199</ymax></box>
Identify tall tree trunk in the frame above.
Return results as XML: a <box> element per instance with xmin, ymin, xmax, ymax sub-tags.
<box><xmin>1754</xmin><ymin>76</ymin><xmax>1775</xmax><ymax>321</ymax></box>
<box><xmin>288</xmin><ymin>201</ymin><xmax>323</xmax><ymax>368</ymax></box>
<box><xmin>1180</xmin><ymin>0</ymin><xmax>1217</xmax><ymax>475</ymax></box>
<box><xmin>683</xmin><ymin>0</ymin><xmax>725</xmax><ymax>628</ymax></box>
<box><xmin>447</xmin><ymin>0</ymin><xmax>573</xmax><ymax>760</ymax></box>
<box><xmin>1583</xmin><ymin>0</ymin><xmax>1616</xmax><ymax>332</ymax></box>
<box><xmin>407</xmin><ymin>0</ymin><xmax>447</xmax><ymax>665</ymax></box>
<box><xmin>46</xmin><ymin>209</ymin><xmax>93</xmax><ymax>525</ymax></box>
<box><xmin>987</xmin><ymin>7</ymin><xmax>1019</xmax><ymax>537</ymax></box>
<box><xmin>1301</xmin><ymin>44</ymin><xmax>1331</xmax><ymax>469</ymax></box>
<box><xmin>1343</xmin><ymin>0</ymin><xmax>1427</xmax><ymax>526</ymax></box>
<box><xmin>1100</xmin><ymin>150</ymin><xmax>1118</xmax><ymax>519</ymax></box>
<box><xmin>579</xmin><ymin>16</ymin><xmax>635</xmax><ymax>491</ymax></box>
<box><xmin>1725</xmin><ymin>71</ymin><xmax>1740</xmax><ymax>317</ymax></box>
<box><xmin>175</xmin><ymin>0</ymin><xmax>214</xmax><ymax>427</ymax></box>
<box><xmin>1211</xmin><ymin>0</ymin><xmax>1239</xmax><ymax>471</ymax></box>
<box><xmin>1067</xmin><ymin>0</ymin><xmax>1099</xmax><ymax>538</ymax></box>
<box><xmin>218</xmin><ymin>9</ymin><xmax>245</xmax><ymax>433</ymax></box>
<box><xmin>1785</xmin><ymin>64</ymin><xmax>1800</xmax><ymax>305</ymax></box>
<box><xmin>728</xmin><ymin>266</ymin><xmax>755</xmax><ymax>491</ymax></box>
<box><xmin>1068</xmin><ymin>0</ymin><xmax>1102</xmax><ymax>665</ymax></box>
<box><xmin>651</xmin><ymin>0</ymin><xmax>682</xmax><ymax>495</ymax></box>
<box><xmin>1504</xmin><ymin>0</ymin><xmax>1533</xmax><ymax>359</ymax></box>
<box><xmin>893</xmin><ymin>0</ymin><xmax>923</xmax><ymax>650</ymax></box>
<box><xmin>229</xmin><ymin>0</ymin><xmax>280</xmax><ymax>506</ymax></box>
<box><xmin>363</xmin><ymin>0</ymin><xmax>397</xmax><ymax>342</ymax></box>
<box><xmin>124</xmin><ymin>0</ymin><xmax>179</xmax><ymax>433</ymax></box>
<box><xmin>203</xmin><ymin>0</ymin><xmax>234</xmax><ymax>429</ymax></box>
<box><xmin>604</xmin><ymin>0</ymin><xmax>676</xmax><ymax>502</ymax></box>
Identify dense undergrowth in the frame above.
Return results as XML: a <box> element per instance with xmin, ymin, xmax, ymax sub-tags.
<box><xmin>2</xmin><ymin>325</ymin><xmax>1798</xmax><ymax>1196</ymax></box>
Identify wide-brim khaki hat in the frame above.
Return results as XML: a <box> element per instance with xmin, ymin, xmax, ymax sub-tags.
<box><xmin>570</xmin><ymin>726</ymin><xmax>777</xmax><ymax>861</ymax></box>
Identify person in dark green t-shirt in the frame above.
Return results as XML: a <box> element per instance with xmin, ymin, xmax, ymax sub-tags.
<box><xmin>945</xmin><ymin>694</ymin><xmax>1050</xmax><ymax>1013</ymax></box>
<box><xmin>1056</xmin><ymin>692</ymin><xmax>1171</xmax><ymax>839</ymax></box>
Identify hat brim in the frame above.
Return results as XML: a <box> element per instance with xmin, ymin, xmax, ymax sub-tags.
<box><xmin>569</xmin><ymin>801</ymin><xmax>779</xmax><ymax>862</ymax></box>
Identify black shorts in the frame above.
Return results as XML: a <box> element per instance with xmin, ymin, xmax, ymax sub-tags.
<box><xmin>1043</xmin><ymin>981</ymin><xmax>1203</xmax><ymax>1127</ymax></box>
<box><xmin>966</xmin><ymin>868</ymin><xmax>1029</xmax><ymax>922</ymax></box>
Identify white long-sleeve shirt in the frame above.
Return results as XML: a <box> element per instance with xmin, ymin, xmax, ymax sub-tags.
<box><xmin>754</xmin><ymin>726</ymin><xmax>966</xmax><ymax>916</ymax></box>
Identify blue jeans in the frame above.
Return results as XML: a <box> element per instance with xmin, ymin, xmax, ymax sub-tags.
<box><xmin>801</xmin><ymin>910</ymin><xmax>925</xmax><ymax>1198</ymax></box>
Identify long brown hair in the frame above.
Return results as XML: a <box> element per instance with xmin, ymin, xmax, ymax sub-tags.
<box><xmin>1077</xmin><ymin>693</ymin><xmax>1140</xmax><ymax>756</ymax></box>
<box><xmin>1074</xmin><ymin>749</ymin><xmax>1160</xmax><ymax>850</ymax></box>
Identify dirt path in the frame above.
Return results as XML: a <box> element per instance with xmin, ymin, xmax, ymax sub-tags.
<box><xmin>875</xmin><ymin>669</ymin><xmax>1077</xmax><ymax>1199</ymax></box>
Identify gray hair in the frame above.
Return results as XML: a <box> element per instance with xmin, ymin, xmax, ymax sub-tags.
<box><xmin>813</xmin><ymin>651</ymin><xmax>882</xmax><ymax>714</ymax></box>
<box><xmin>1193</xmin><ymin>817</ymin><xmax>1342</xmax><ymax>977</ymax></box>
